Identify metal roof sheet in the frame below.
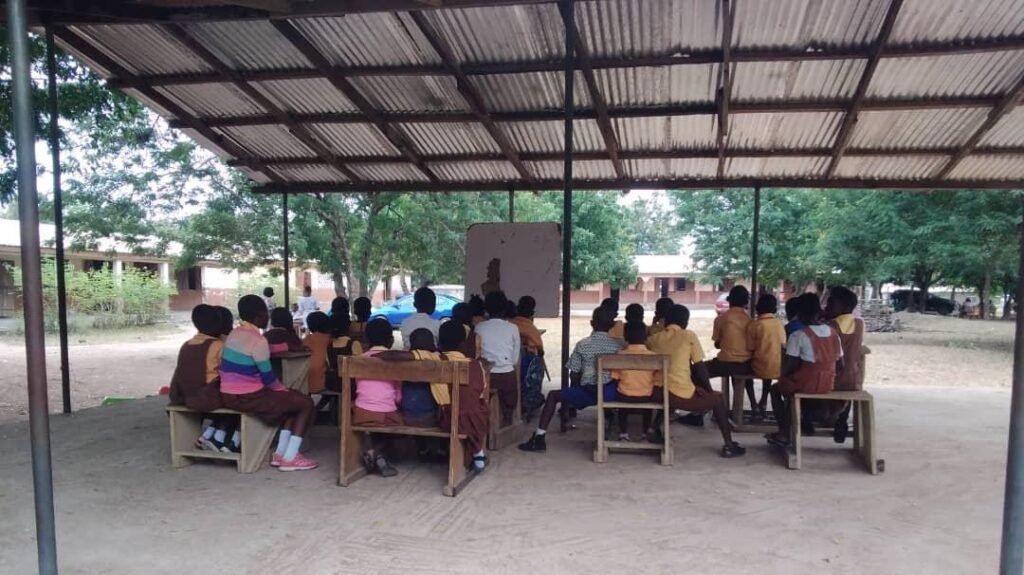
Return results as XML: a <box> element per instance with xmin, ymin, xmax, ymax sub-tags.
<box><xmin>948</xmin><ymin>155</ymin><xmax>1024</xmax><ymax>180</ymax></box>
<box><xmin>350</xmin><ymin>163</ymin><xmax>431</xmax><ymax>183</ymax></box>
<box><xmin>469</xmin><ymin>72</ymin><xmax>592</xmax><ymax>111</ymax></box>
<box><xmin>157</xmin><ymin>83</ymin><xmax>264</xmax><ymax>118</ymax></box>
<box><xmin>731</xmin><ymin>59</ymin><xmax>866</xmax><ymax>102</ymax></box>
<box><xmin>219</xmin><ymin>125</ymin><xmax>316</xmax><ymax>159</ymax></box>
<box><xmin>979</xmin><ymin>107</ymin><xmax>1024</xmax><ymax>147</ymax></box>
<box><xmin>597</xmin><ymin>64</ymin><xmax>718</xmax><ymax>106</ymax></box>
<box><xmin>182</xmin><ymin>21</ymin><xmax>312</xmax><ymax>70</ymax></box>
<box><xmin>72</xmin><ymin>24</ymin><xmax>210</xmax><ymax>76</ymax></box>
<box><xmin>270</xmin><ymin>164</ymin><xmax>349</xmax><ymax>183</ymax></box>
<box><xmin>350</xmin><ymin>76</ymin><xmax>471</xmax><ymax>112</ymax></box>
<box><xmin>732</xmin><ymin>0</ymin><xmax>888</xmax><ymax>49</ymax></box>
<box><xmin>577</xmin><ymin>0</ymin><xmax>721</xmax><ymax>57</ymax></box>
<box><xmin>615</xmin><ymin>116</ymin><xmax>718</xmax><ymax>150</ymax></box>
<box><xmin>727</xmin><ymin>112</ymin><xmax>842</xmax><ymax>149</ymax></box>
<box><xmin>422</xmin><ymin>3</ymin><xmax>565</xmax><ymax>64</ymax></box>
<box><xmin>528</xmin><ymin>160</ymin><xmax>618</xmax><ymax>180</ymax></box>
<box><xmin>869</xmin><ymin>50</ymin><xmax>1024</xmax><ymax>98</ymax></box>
<box><xmin>726</xmin><ymin>155</ymin><xmax>829</xmax><ymax>177</ymax></box>
<box><xmin>428</xmin><ymin>161</ymin><xmax>521</xmax><ymax>181</ymax></box>
<box><xmin>624</xmin><ymin>157</ymin><xmax>720</xmax><ymax>179</ymax></box>
<box><xmin>834</xmin><ymin>155</ymin><xmax>950</xmax><ymax>179</ymax></box>
<box><xmin>291</xmin><ymin>14</ymin><xmax>441</xmax><ymax>68</ymax></box>
<box><xmin>849</xmin><ymin>108</ymin><xmax>989</xmax><ymax>149</ymax></box>
<box><xmin>889</xmin><ymin>0</ymin><xmax>1024</xmax><ymax>45</ymax></box>
<box><xmin>251</xmin><ymin>79</ymin><xmax>359</xmax><ymax>114</ymax></box>
<box><xmin>499</xmin><ymin>120</ymin><xmax>605</xmax><ymax>152</ymax></box>
<box><xmin>306</xmin><ymin>124</ymin><xmax>401</xmax><ymax>157</ymax></box>
<box><xmin>400</xmin><ymin>123</ymin><xmax>502</xmax><ymax>155</ymax></box>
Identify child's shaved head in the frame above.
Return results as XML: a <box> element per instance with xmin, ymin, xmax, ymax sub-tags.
<box><xmin>625</xmin><ymin>321</ymin><xmax>647</xmax><ymax>345</ymax></box>
<box><xmin>191</xmin><ymin>304</ymin><xmax>220</xmax><ymax>337</ymax></box>
<box><xmin>409</xmin><ymin>328</ymin><xmax>436</xmax><ymax>352</ymax></box>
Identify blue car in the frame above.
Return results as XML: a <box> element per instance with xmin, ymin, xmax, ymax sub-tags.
<box><xmin>372</xmin><ymin>293</ymin><xmax>460</xmax><ymax>328</ymax></box>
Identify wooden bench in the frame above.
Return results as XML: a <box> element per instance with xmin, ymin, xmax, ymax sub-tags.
<box><xmin>487</xmin><ymin>363</ymin><xmax>522</xmax><ymax>451</ymax></box>
<box><xmin>338</xmin><ymin>356</ymin><xmax>477</xmax><ymax>497</ymax></box>
<box><xmin>787</xmin><ymin>390</ymin><xmax>884</xmax><ymax>474</ymax></box>
<box><xmin>594</xmin><ymin>354</ymin><xmax>673</xmax><ymax>466</ymax></box>
<box><xmin>166</xmin><ymin>405</ymin><xmax>278</xmax><ymax>473</ymax></box>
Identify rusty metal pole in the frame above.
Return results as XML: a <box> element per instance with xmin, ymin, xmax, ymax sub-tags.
<box><xmin>559</xmin><ymin>0</ymin><xmax>575</xmax><ymax>389</ymax></box>
<box><xmin>999</xmin><ymin>198</ymin><xmax>1024</xmax><ymax>574</ymax></box>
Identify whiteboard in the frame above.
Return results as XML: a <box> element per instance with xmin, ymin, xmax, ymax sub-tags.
<box><xmin>464</xmin><ymin>222</ymin><xmax>562</xmax><ymax>317</ymax></box>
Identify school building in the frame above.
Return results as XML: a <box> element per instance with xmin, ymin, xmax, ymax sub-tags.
<box><xmin>571</xmin><ymin>254</ymin><xmax>747</xmax><ymax>307</ymax></box>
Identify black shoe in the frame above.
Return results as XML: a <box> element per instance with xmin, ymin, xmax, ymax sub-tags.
<box><xmin>833</xmin><ymin>419</ymin><xmax>849</xmax><ymax>444</ymax></box>
<box><xmin>721</xmin><ymin>441</ymin><xmax>746</xmax><ymax>458</ymax></box>
<box><xmin>376</xmin><ymin>455</ymin><xmax>398</xmax><ymax>478</ymax></box>
<box><xmin>226</xmin><ymin>441</ymin><xmax>241</xmax><ymax>454</ymax></box>
<box><xmin>676</xmin><ymin>412</ymin><xmax>705</xmax><ymax>427</ymax></box>
<box><xmin>518</xmin><ymin>433</ymin><xmax>547</xmax><ymax>452</ymax></box>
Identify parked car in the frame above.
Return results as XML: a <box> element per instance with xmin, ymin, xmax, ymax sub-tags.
<box><xmin>889</xmin><ymin>289</ymin><xmax>955</xmax><ymax>315</ymax></box>
<box><xmin>372</xmin><ymin>293</ymin><xmax>460</xmax><ymax>328</ymax></box>
<box><xmin>715</xmin><ymin>293</ymin><xmax>730</xmax><ymax>315</ymax></box>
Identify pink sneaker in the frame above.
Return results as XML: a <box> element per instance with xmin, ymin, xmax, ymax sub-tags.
<box><xmin>278</xmin><ymin>453</ymin><xmax>319</xmax><ymax>472</ymax></box>
<box><xmin>270</xmin><ymin>453</ymin><xmax>283</xmax><ymax>467</ymax></box>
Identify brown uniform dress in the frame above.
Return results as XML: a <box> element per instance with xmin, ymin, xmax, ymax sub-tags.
<box><xmin>302</xmin><ymin>331</ymin><xmax>332</xmax><ymax>394</ymax></box>
<box><xmin>777</xmin><ymin>326</ymin><xmax>841</xmax><ymax>395</ymax></box>
<box><xmin>830</xmin><ymin>318</ymin><xmax>865</xmax><ymax>391</ymax></box>
<box><xmin>437</xmin><ymin>351</ymin><xmax>490</xmax><ymax>458</ymax></box>
<box><xmin>168</xmin><ymin>339</ymin><xmax>223</xmax><ymax>413</ymax></box>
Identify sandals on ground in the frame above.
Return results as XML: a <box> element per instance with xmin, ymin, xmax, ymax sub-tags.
<box><xmin>720</xmin><ymin>442</ymin><xmax>747</xmax><ymax>458</ymax></box>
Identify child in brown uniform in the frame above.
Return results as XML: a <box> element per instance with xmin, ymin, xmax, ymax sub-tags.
<box><xmin>745</xmin><ymin>294</ymin><xmax>786</xmax><ymax>419</ymax></box>
<box><xmin>824</xmin><ymin>286</ymin><xmax>865</xmax><ymax>443</ymax></box>
<box><xmin>611</xmin><ymin>322</ymin><xmax>659</xmax><ymax>441</ymax></box>
<box><xmin>602</xmin><ymin>298</ymin><xmax>626</xmax><ymax>341</ymax></box>
<box><xmin>766</xmin><ymin>295</ymin><xmax>843</xmax><ymax>447</ymax></box>
<box><xmin>265</xmin><ymin>307</ymin><xmax>304</xmax><ymax>354</ymax></box>
<box><xmin>707</xmin><ymin>285</ymin><xmax>753</xmax><ymax>377</ymax></box>
<box><xmin>349</xmin><ymin>297</ymin><xmax>372</xmax><ymax>345</ymax></box>
<box><xmin>436</xmin><ymin>321</ymin><xmax>490</xmax><ymax>472</ymax></box>
<box><xmin>302</xmin><ymin>311</ymin><xmax>333</xmax><ymax>395</ymax></box>
<box><xmin>169</xmin><ymin>304</ymin><xmax>234</xmax><ymax>452</ymax></box>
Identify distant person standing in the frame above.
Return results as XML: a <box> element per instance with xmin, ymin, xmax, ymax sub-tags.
<box><xmin>262</xmin><ymin>287</ymin><xmax>276</xmax><ymax>312</ymax></box>
<box><xmin>399</xmin><ymin>287</ymin><xmax>441</xmax><ymax>349</ymax></box>
<box><xmin>297</xmin><ymin>285</ymin><xmax>318</xmax><ymax>320</ymax></box>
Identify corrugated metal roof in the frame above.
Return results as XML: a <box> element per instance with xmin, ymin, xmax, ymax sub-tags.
<box><xmin>157</xmin><ymin>83</ymin><xmax>264</xmax><ymax>118</ymax></box>
<box><xmin>307</xmin><ymin>124</ymin><xmax>401</xmax><ymax>157</ymax></box>
<box><xmin>615</xmin><ymin>116</ymin><xmax>719</xmax><ymax>150</ymax></box>
<box><xmin>597</xmin><ymin>64</ymin><xmax>718</xmax><ymax>106</ymax></box>
<box><xmin>423</xmin><ymin>3</ymin><xmax>565</xmax><ymax>64</ymax></box>
<box><xmin>979</xmin><ymin>107</ymin><xmax>1024</xmax><ymax>147</ymax></box>
<box><xmin>350</xmin><ymin>76</ymin><xmax>471</xmax><ymax>112</ymax></box>
<box><xmin>889</xmin><ymin>0</ymin><xmax>1024</xmax><ymax>45</ymax></box>
<box><xmin>725</xmin><ymin>155</ymin><xmax>829</xmax><ymax>177</ymax></box>
<box><xmin>72</xmin><ymin>24</ymin><xmax>211</xmax><ymax>76</ymax></box>
<box><xmin>291</xmin><ymin>14</ymin><xmax>441</xmax><ymax>67</ymax></box>
<box><xmin>732</xmin><ymin>0</ymin><xmax>889</xmax><ymax>49</ymax></box>
<box><xmin>849</xmin><ymin>108</ymin><xmax>989</xmax><ymax>149</ymax></box>
<box><xmin>625</xmin><ymin>158</ymin><xmax>719</xmax><ymax>178</ymax></box>
<box><xmin>731</xmin><ymin>59</ymin><xmax>866</xmax><ymax>101</ymax></box>
<box><xmin>869</xmin><ymin>50</ymin><xmax>1024</xmax><ymax>98</ymax></box>
<box><xmin>270</xmin><ymin>164</ymin><xmax>349</xmax><ymax>183</ymax></box>
<box><xmin>429</xmin><ymin>161</ymin><xmax>521</xmax><ymax>181</ymax></box>
<box><xmin>469</xmin><ymin>72</ymin><xmax>591</xmax><ymax>111</ymax></box>
<box><xmin>350</xmin><ymin>163</ymin><xmax>431</xmax><ymax>183</ymax></box>
<box><xmin>948</xmin><ymin>155</ymin><xmax>1024</xmax><ymax>180</ymax></box>
<box><xmin>252</xmin><ymin>79</ymin><xmax>359</xmax><ymax>114</ymax></box>
<box><xmin>528</xmin><ymin>159</ymin><xmax>618</xmax><ymax>179</ymax></box>
<box><xmin>728</xmin><ymin>112</ymin><xmax>842</xmax><ymax>148</ymax></box>
<box><xmin>499</xmin><ymin>120</ymin><xmax>605</xmax><ymax>152</ymax></box>
<box><xmin>835</xmin><ymin>155</ymin><xmax>949</xmax><ymax>179</ymax></box>
<box><xmin>219</xmin><ymin>125</ymin><xmax>316</xmax><ymax>159</ymax></box>
<box><xmin>400</xmin><ymin>123</ymin><xmax>502</xmax><ymax>155</ymax></box>
<box><xmin>577</xmin><ymin>0</ymin><xmax>722</xmax><ymax>57</ymax></box>
<box><xmin>182</xmin><ymin>21</ymin><xmax>312</xmax><ymax>70</ymax></box>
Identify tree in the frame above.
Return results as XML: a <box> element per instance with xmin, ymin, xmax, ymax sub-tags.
<box><xmin>622</xmin><ymin>196</ymin><xmax>680</xmax><ymax>255</ymax></box>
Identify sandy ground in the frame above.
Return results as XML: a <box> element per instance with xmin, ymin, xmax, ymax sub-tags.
<box><xmin>0</xmin><ymin>385</ymin><xmax>1011</xmax><ymax>574</ymax></box>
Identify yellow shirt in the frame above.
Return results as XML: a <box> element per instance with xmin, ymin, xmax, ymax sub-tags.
<box><xmin>332</xmin><ymin>336</ymin><xmax>364</xmax><ymax>357</ymax></box>
<box><xmin>431</xmin><ymin>350</ymin><xmax>488</xmax><ymax>405</ymax></box>
<box><xmin>608</xmin><ymin>320</ymin><xmax>625</xmax><ymax>341</ymax></box>
<box><xmin>646</xmin><ymin>325</ymin><xmax>705</xmax><ymax>399</ymax></box>
<box><xmin>187</xmin><ymin>333</ymin><xmax>224</xmax><ymax>384</ymax></box>
<box><xmin>834</xmin><ymin>314</ymin><xmax>856</xmax><ymax>335</ymax></box>
<box><xmin>409</xmin><ymin>349</ymin><xmax>448</xmax><ymax>405</ymax></box>
<box><xmin>712</xmin><ymin>307</ymin><xmax>752</xmax><ymax>362</ymax></box>
<box><xmin>648</xmin><ymin>319</ymin><xmax>665</xmax><ymax>337</ymax></box>
<box><xmin>511</xmin><ymin>316</ymin><xmax>544</xmax><ymax>354</ymax></box>
<box><xmin>746</xmin><ymin>314</ymin><xmax>786</xmax><ymax>379</ymax></box>
<box><xmin>610</xmin><ymin>344</ymin><xmax>660</xmax><ymax>397</ymax></box>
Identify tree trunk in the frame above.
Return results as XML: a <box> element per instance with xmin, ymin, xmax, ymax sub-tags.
<box><xmin>982</xmin><ymin>268</ymin><xmax>993</xmax><ymax>319</ymax></box>
<box><xmin>950</xmin><ymin>285</ymin><xmax>956</xmax><ymax>304</ymax></box>
<box><xmin>331</xmin><ymin>270</ymin><xmax>348</xmax><ymax>297</ymax></box>
<box><xmin>399</xmin><ymin>271</ymin><xmax>410</xmax><ymax>295</ymax></box>
<box><xmin>872</xmin><ymin>281</ymin><xmax>883</xmax><ymax>301</ymax></box>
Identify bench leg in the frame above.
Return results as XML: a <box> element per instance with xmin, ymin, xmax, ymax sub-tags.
<box><xmin>660</xmin><ymin>407</ymin><xmax>673</xmax><ymax>466</ymax></box>
<box><xmin>239</xmin><ymin>414</ymin><xmax>278</xmax><ymax>473</ymax></box>
<box><xmin>593</xmin><ymin>402</ymin><xmax>608</xmax><ymax>463</ymax></box>
<box><xmin>787</xmin><ymin>396</ymin><xmax>801</xmax><ymax>470</ymax></box>
<box><xmin>169</xmin><ymin>410</ymin><xmax>201</xmax><ymax>469</ymax></box>
<box><xmin>444</xmin><ymin>436</ymin><xmax>470</xmax><ymax>497</ymax></box>
<box><xmin>861</xmin><ymin>399</ymin><xmax>879</xmax><ymax>475</ymax></box>
<box><xmin>339</xmin><ymin>428</ymin><xmax>367</xmax><ymax>487</ymax></box>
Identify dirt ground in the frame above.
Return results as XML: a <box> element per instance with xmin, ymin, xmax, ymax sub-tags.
<box><xmin>0</xmin><ymin>311</ymin><xmax>1013</xmax><ymax>422</ymax></box>
<box><xmin>0</xmin><ymin>311</ymin><xmax>1017</xmax><ymax>573</ymax></box>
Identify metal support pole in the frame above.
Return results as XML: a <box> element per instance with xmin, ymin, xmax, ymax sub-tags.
<box><xmin>46</xmin><ymin>28</ymin><xmax>72</xmax><ymax>415</ymax></box>
<box><xmin>508</xmin><ymin>188</ymin><xmax>515</xmax><ymax>223</ymax></box>
<box><xmin>282</xmin><ymin>192</ymin><xmax>290</xmax><ymax>308</ymax></box>
<box><xmin>999</xmin><ymin>197</ymin><xmax>1024</xmax><ymax>574</ymax></box>
<box><xmin>750</xmin><ymin>186</ymin><xmax>761</xmax><ymax>314</ymax></box>
<box><xmin>559</xmin><ymin>0</ymin><xmax>575</xmax><ymax>389</ymax></box>
<box><xmin>10</xmin><ymin>0</ymin><xmax>59</xmax><ymax>571</ymax></box>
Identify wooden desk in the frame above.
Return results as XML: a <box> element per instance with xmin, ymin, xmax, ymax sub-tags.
<box><xmin>278</xmin><ymin>350</ymin><xmax>311</xmax><ymax>394</ymax></box>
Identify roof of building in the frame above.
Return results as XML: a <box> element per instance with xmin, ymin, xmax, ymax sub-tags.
<box><xmin>634</xmin><ymin>254</ymin><xmax>694</xmax><ymax>276</ymax></box>
<box><xmin>0</xmin><ymin>219</ymin><xmax>177</xmax><ymax>260</ymax></box>
<box><xmin>28</xmin><ymin>0</ymin><xmax>1024</xmax><ymax>191</ymax></box>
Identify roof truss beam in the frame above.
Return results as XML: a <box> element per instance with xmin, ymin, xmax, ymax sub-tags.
<box><xmin>716</xmin><ymin>0</ymin><xmax>735</xmax><ymax>179</ymax></box>
<box><xmin>825</xmin><ymin>0</ymin><xmax>904</xmax><ymax>178</ymax></box>
<box><xmin>269</xmin><ymin>19</ymin><xmax>439</xmax><ymax>182</ymax></box>
<box><xmin>935</xmin><ymin>73</ymin><xmax>1024</xmax><ymax>179</ymax></box>
<box><xmin>408</xmin><ymin>11</ymin><xmax>534</xmax><ymax>182</ymax></box>
<box><xmin>162</xmin><ymin>23</ymin><xmax>362</xmax><ymax>183</ymax></box>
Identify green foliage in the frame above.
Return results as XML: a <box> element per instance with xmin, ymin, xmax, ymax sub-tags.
<box><xmin>622</xmin><ymin>196</ymin><xmax>680</xmax><ymax>255</ymax></box>
<box><xmin>10</xmin><ymin>259</ymin><xmax>176</xmax><ymax>332</ymax></box>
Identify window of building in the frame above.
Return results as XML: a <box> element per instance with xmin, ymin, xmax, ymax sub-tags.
<box><xmin>674</xmin><ymin>278</ymin><xmax>687</xmax><ymax>291</ymax></box>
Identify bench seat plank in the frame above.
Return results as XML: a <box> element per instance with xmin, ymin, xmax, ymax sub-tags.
<box><xmin>352</xmin><ymin>425</ymin><xmax>467</xmax><ymax>439</ymax></box>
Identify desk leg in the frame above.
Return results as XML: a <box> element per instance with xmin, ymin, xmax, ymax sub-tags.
<box><xmin>788</xmin><ymin>396</ymin><xmax>801</xmax><ymax>470</ymax></box>
<box><xmin>731</xmin><ymin>377</ymin><xmax>745</xmax><ymax>425</ymax></box>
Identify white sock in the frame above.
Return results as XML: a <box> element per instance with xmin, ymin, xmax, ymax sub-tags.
<box><xmin>535</xmin><ymin>428</ymin><xmax>546</xmax><ymax>436</ymax></box>
<box><xmin>473</xmin><ymin>450</ymin><xmax>486</xmax><ymax>470</ymax></box>
<box><xmin>276</xmin><ymin>430</ymin><xmax>292</xmax><ymax>456</ymax></box>
<box><xmin>201</xmin><ymin>426</ymin><xmax>216</xmax><ymax>440</ymax></box>
<box><xmin>213</xmin><ymin>429</ymin><xmax>227</xmax><ymax>443</ymax></box>
<box><xmin>283</xmin><ymin>435</ymin><xmax>304</xmax><ymax>461</ymax></box>
<box><xmin>231</xmin><ymin>431</ymin><xmax>240</xmax><ymax>448</ymax></box>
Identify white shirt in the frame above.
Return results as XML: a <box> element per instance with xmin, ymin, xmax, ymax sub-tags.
<box><xmin>474</xmin><ymin>318</ymin><xmax>521</xmax><ymax>373</ymax></box>
<box><xmin>297</xmin><ymin>295</ymin><xmax>318</xmax><ymax>315</ymax></box>
<box><xmin>400</xmin><ymin>313</ymin><xmax>441</xmax><ymax>350</ymax></box>
<box><xmin>786</xmin><ymin>324</ymin><xmax>844</xmax><ymax>363</ymax></box>
<box><xmin>262</xmin><ymin>296</ymin><xmax>276</xmax><ymax>311</ymax></box>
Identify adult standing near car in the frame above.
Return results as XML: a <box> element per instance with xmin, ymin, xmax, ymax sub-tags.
<box><xmin>400</xmin><ymin>287</ymin><xmax>441</xmax><ymax>349</ymax></box>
